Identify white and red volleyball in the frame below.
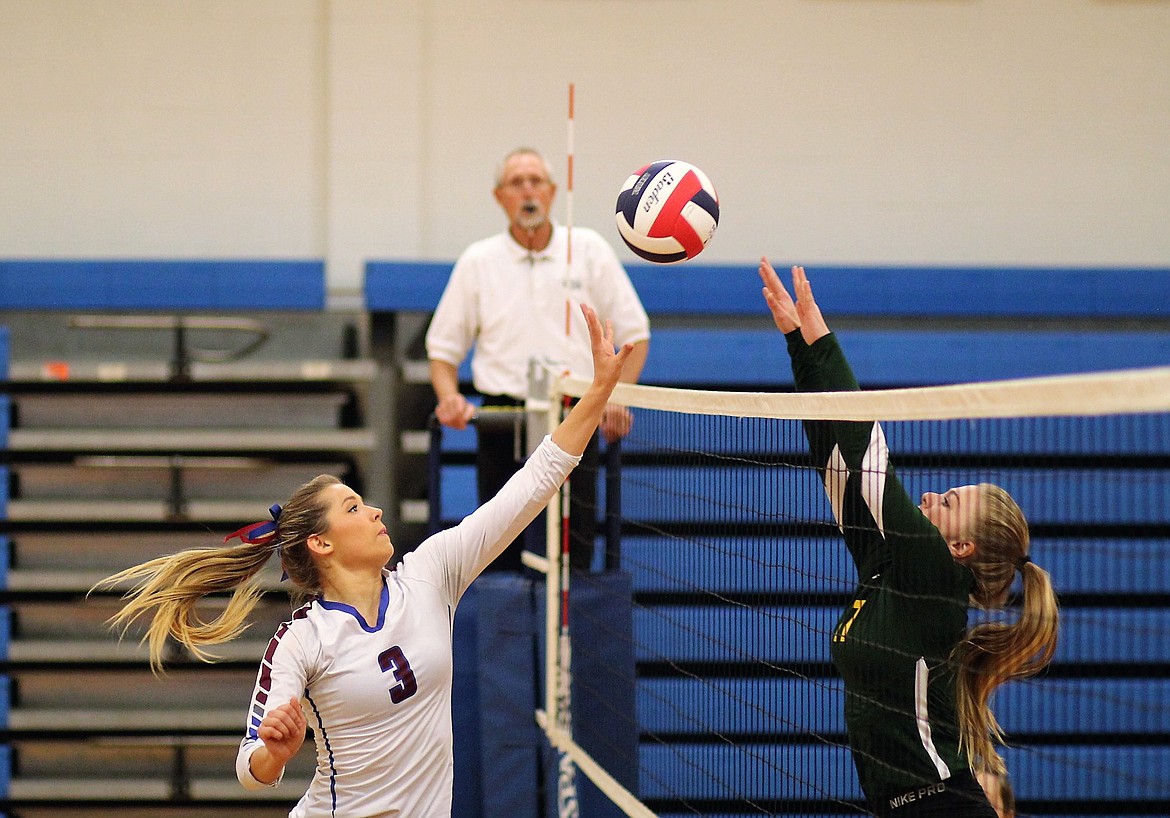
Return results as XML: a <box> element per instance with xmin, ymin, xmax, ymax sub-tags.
<box><xmin>614</xmin><ymin>160</ymin><xmax>719</xmax><ymax>264</ymax></box>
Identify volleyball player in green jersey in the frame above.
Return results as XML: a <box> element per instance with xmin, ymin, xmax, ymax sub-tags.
<box><xmin>758</xmin><ymin>259</ymin><xmax>1060</xmax><ymax>818</ymax></box>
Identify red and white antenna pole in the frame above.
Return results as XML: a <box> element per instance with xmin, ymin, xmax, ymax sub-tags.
<box><xmin>553</xmin><ymin>81</ymin><xmax>581</xmax><ymax>818</ymax></box>
<box><xmin>564</xmin><ymin>82</ymin><xmax>575</xmax><ymax>337</ymax></box>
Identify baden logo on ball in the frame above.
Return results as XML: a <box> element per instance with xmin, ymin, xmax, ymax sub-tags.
<box><xmin>615</xmin><ymin>160</ymin><xmax>719</xmax><ymax>264</ymax></box>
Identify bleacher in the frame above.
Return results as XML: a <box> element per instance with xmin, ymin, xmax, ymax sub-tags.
<box><xmin>0</xmin><ymin>260</ymin><xmax>387</xmax><ymax>816</ymax></box>
<box><xmin>367</xmin><ymin>259</ymin><xmax>1170</xmax><ymax>817</ymax></box>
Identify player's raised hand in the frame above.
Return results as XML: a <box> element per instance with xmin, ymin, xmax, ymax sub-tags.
<box><xmin>790</xmin><ymin>265</ymin><xmax>830</xmax><ymax>345</ymax></box>
<box><xmin>759</xmin><ymin>257</ymin><xmax>799</xmax><ymax>334</ymax></box>
<box><xmin>552</xmin><ymin>304</ymin><xmax>634</xmax><ymax>457</ymax></box>
<box><xmin>581</xmin><ymin>303</ymin><xmax>633</xmax><ymax>394</ymax></box>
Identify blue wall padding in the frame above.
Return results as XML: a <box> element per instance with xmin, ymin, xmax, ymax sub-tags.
<box><xmin>637</xmin><ymin>676</ymin><xmax>1170</xmax><ymax>737</ymax></box>
<box><xmin>0</xmin><ymin>538</ymin><xmax>8</xmax><ymax>591</ymax></box>
<box><xmin>622</xmin><ymin>535</ymin><xmax>1170</xmax><ymax>597</ymax></box>
<box><xmin>640</xmin><ymin>327</ymin><xmax>1170</xmax><ymax>386</ymax></box>
<box><xmin>0</xmin><ymin>260</ymin><xmax>326</xmax><ymax>309</ymax></box>
<box><xmin>639</xmin><ymin>741</ymin><xmax>860</xmax><ymax>801</ymax></box>
<box><xmin>440</xmin><ymin>465</ymin><xmax>477</xmax><ymax>521</ymax></box>
<box><xmin>624</xmin><ymin>415</ymin><xmax>1170</xmax><ymax>457</ymax></box>
<box><xmin>450</xmin><ymin>581</ymin><xmax>483</xmax><ymax>818</ymax></box>
<box><xmin>364</xmin><ymin>261</ymin><xmax>456</xmax><ymax>311</ymax></box>
<box><xmin>636</xmin><ymin>604</ymin><xmax>1170</xmax><ymax>666</ymax></box>
<box><xmin>543</xmin><ymin>571</ymin><xmax>638</xmax><ymax>818</ymax></box>
<box><xmin>620</xmin><ymin>465</ymin><xmax>1170</xmax><ymax>526</ymax></box>
<box><xmin>475</xmin><ymin>575</ymin><xmax>543</xmax><ymax>818</ymax></box>
<box><xmin>0</xmin><ymin>740</ymin><xmax>9</xmax><ymax>798</ymax></box>
<box><xmin>440</xmin><ymin>424</ymin><xmax>478</xmax><ymax>454</ymax></box>
<box><xmin>365</xmin><ymin>260</ymin><xmax>1170</xmax><ymax>318</ymax></box>
<box><xmin>1001</xmin><ymin>745</ymin><xmax>1170</xmax><ymax>800</ymax></box>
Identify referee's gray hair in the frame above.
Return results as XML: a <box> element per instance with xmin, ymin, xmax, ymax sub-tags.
<box><xmin>495</xmin><ymin>147</ymin><xmax>556</xmax><ymax>188</ymax></box>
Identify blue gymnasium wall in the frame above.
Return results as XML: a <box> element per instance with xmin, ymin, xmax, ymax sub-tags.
<box><xmin>0</xmin><ymin>260</ymin><xmax>326</xmax><ymax>310</ymax></box>
<box><xmin>366</xmin><ymin>260</ymin><xmax>1170</xmax><ymax>319</ymax></box>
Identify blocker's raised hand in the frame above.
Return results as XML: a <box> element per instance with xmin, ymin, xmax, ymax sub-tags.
<box><xmin>759</xmin><ymin>256</ymin><xmax>800</xmax><ymax>334</ymax></box>
<box><xmin>790</xmin><ymin>264</ymin><xmax>830</xmax><ymax>345</ymax></box>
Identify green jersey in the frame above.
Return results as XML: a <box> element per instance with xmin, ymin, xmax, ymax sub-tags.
<box><xmin>788</xmin><ymin>331</ymin><xmax>975</xmax><ymax>807</ymax></box>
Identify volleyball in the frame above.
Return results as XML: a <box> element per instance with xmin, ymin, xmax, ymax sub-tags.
<box><xmin>614</xmin><ymin>160</ymin><xmax>719</xmax><ymax>264</ymax></box>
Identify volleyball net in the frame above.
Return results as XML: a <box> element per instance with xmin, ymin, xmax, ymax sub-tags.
<box><xmin>539</xmin><ymin>365</ymin><xmax>1170</xmax><ymax>818</ymax></box>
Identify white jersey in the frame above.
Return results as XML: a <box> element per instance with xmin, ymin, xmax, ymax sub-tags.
<box><xmin>235</xmin><ymin>436</ymin><xmax>580</xmax><ymax>817</ymax></box>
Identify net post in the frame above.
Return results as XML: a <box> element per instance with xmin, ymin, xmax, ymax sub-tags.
<box><xmin>542</xmin><ymin>388</ymin><xmax>563</xmax><ymax>731</ymax></box>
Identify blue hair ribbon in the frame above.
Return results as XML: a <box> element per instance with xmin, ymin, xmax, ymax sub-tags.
<box><xmin>225</xmin><ymin>504</ymin><xmax>288</xmax><ymax>581</ymax></box>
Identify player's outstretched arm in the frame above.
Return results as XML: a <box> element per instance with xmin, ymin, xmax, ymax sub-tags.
<box><xmin>552</xmin><ymin>304</ymin><xmax>633</xmax><ymax>457</ymax></box>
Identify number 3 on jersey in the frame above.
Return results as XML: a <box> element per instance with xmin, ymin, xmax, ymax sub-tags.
<box><xmin>378</xmin><ymin>645</ymin><xmax>418</xmax><ymax>703</ymax></box>
<box><xmin>833</xmin><ymin>599</ymin><xmax>866</xmax><ymax>643</ymax></box>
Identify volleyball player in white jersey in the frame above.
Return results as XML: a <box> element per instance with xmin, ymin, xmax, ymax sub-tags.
<box><xmin>98</xmin><ymin>304</ymin><xmax>633</xmax><ymax>818</ymax></box>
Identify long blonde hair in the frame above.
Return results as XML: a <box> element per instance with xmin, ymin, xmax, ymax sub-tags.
<box><xmin>93</xmin><ymin>474</ymin><xmax>341</xmax><ymax>671</ymax></box>
<box><xmin>952</xmin><ymin>483</ymin><xmax>1060</xmax><ymax>774</ymax></box>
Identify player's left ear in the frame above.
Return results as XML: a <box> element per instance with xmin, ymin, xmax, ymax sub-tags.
<box><xmin>307</xmin><ymin>534</ymin><xmax>332</xmax><ymax>556</ymax></box>
<box><xmin>948</xmin><ymin>540</ymin><xmax>976</xmax><ymax>562</ymax></box>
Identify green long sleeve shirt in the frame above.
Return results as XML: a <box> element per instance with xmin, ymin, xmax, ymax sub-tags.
<box><xmin>787</xmin><ymin>330</ymin><xmax>976</xmax><ymax>806</ymax></box>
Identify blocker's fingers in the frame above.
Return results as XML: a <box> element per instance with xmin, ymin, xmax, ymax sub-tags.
<box><xmin>758</xmin><ymin>258</ymin><xmax>788</xmax><ymax>298</ymax></box>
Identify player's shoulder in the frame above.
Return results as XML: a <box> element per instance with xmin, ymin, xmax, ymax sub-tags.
<box><xmin>391</xmin><ymin>543</ymin><xmax>448</xmax><ymax>587</ymax></box>
<box><xmin>271</xmin><ymin>599</ymin><xmax>325</xmax><ymax>646</ymax></box>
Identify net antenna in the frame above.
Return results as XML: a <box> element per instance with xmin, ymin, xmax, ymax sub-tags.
<box><xmin>547</xmin><ymin>80</ymin><xmax>582</xmax><ymax>817</ymax></box>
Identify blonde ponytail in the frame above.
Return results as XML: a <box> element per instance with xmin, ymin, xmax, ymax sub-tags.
<box><xmin>94</xmin><ymin>541</ymin><xmax>275</xmax><ymax>671</ymax></box>
<box><xmin>952</xmin><ymin>484</ymin><xmax>1060</xmax><ymax>773</ymax></box>
<box><xmin>94</xmin><ymin>474</ymin><xmax>342</xmax><ymax>671</ymax></box>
